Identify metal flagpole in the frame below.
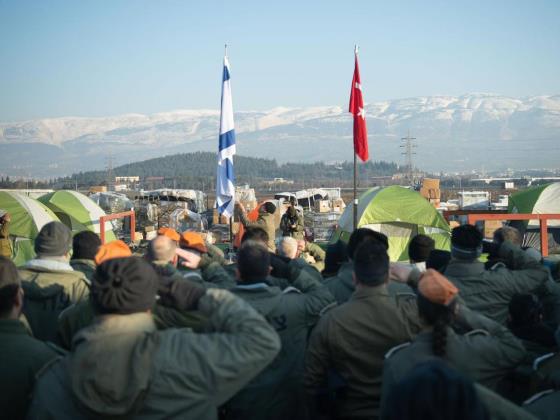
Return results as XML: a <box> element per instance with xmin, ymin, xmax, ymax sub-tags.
<box><xmin>353</xmin><ymin>45</ymin><xmax>358</xmax><ymax>231</ymax></box>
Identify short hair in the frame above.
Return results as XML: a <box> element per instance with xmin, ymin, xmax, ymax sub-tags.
<box><xmin>409</xmin><ymin>234</ymin><xmax>435</xmax><ymax>263</ymax></box>
<box><xmin>237</xmin><ymin>241</ymin><xmax>270</xmax><ymax>284</ymax></box>
<box><xmin>323</xmin><ymin>240</ymin><xmax>348</xmax><ymax>277</ymax></box>
<box><xmin>353</xmin><ymin>240</ymin><xmax>389</xmax><ymax>286</ymax></box>
<box><xmin>493</xmin><ymin>226</ymin><xmax>522</xmax><ymax>246</ymax></box>
<box><xmin>72</xmin><ymin>231</ymin><xmax>102</xmax><ymax>261</ymax></box>
<box><xmin>451</xmin><ymin>225</ymin><xmax>482</xmax><ymax>250</ymax></box>
<box><xmin>347</xmin><ymin>228</ymin><xmax>389</xmax><ymax>261</ymax></box>
<box><xmin>147</xmin><ymin>235</ymin><xmax>177</xmax><ymax>262</ymax></box>
<box><xmin>0</xmin><ymin>284</ymin><xmax>19</xmax><ymax>317</ymax></box>
<box><xmin>426</xmin><ymin>250</ymin><xmax>452</xmax><ymax>274</ymax></box>
<box><xmin>241</xmin><ymin>227</ymin><xmax>269</xmax><ymax>245</ymax></box>
<box><xmin>382</xmin><ymin>360</ymin><xmax>489</xmax><ymax>420</ymax></box>
<box><xmin>276</xmin><ymin>237</ymin><xmax>298</xmax><ymax>259</ymax></box>
<box><xmin>262</xmin><ymin>202</ymin><xmax>276</xmax><ymax>214</ymax></box>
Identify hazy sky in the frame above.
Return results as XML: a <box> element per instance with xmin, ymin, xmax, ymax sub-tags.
<box><xmin>1</xmin><ymin>0</ymin><xmax>559</xmax><ymax>121</ymax></box>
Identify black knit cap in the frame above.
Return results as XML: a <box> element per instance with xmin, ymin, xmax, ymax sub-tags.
<box><xmin>0</xmin><ymin>256</ymin><xmax>20</xmax><ymax>289</ymax></box>
<box><xmin>92</xmin><ymin>257</ymin><xmax>158</xmax><ymax>315</ymax></box>
<box><xmin>409</xmin><ymin>235</ymin><xmax>435</xmax><ymax>263</ymax></box>
<box><xmin>35</xmin><ymin>221</ymin><xmax>72</xmax><ymax>257</ymax></box>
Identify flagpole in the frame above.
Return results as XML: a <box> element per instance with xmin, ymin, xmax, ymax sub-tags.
<box><xmin>353</xmin><ymin>45</ymin><xmax>358</xmax><ymax>231</ymax></box>
<box><xmin>224</xmin><ymin>43</ymin><xmax>234</xmax><ymax>244</ymax></box>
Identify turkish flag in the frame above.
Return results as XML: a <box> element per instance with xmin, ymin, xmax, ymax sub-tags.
<box><xmin>349</xmin><ymin>53</ymin><xmax>369</xmax><ymax>161</ymax></box>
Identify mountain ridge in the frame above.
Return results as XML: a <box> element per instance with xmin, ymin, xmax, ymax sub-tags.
<box><xmin>1</xmin><ymin>93</ymin><xmax>559</xmax><ymax>177</ymax></box>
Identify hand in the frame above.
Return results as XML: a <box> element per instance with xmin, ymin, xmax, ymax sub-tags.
<box><xmin>158</xmin><ymin>277</ymin><xmax>206</xmax><ymax>310</ymax></box>
<box><xmin>176</xmin><ymin>248</ymin><xmax>202</xmax><ymax>269</ymax></box>
<box><xmin>389</xmin><ymin>263</ymin><xmax>413</xmax><ymax>283</ymax></box>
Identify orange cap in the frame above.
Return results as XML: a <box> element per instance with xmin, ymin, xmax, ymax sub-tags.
<box><xmin>94</xmin><ymin>240</ymin><xmax>132</xmax><ymax>265</ymax></box>
<box><xmin>179</xmin><ymin>231</ymin><xmax>208</xmax><ymax>253</ymax></box>
<box><xmin>418</xmin><ymin>269</ymin><xmax>459</xmax><ymax>306</ymax></box>
<box><xmin>157</xmin><ymin>227</ymin><xmax>180</xmax><ymax>243</ymax></box>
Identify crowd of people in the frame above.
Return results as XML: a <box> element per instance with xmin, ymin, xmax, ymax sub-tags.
<box><xmin>1</xmin><ymin>204</ymin><xmax>560</xmax><ymax>419</ymax></box>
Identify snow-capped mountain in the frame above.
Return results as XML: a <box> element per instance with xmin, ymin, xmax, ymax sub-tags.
<box><xmin>1</xmin><ymin>93</ymin><xmax>559</xmax><ymax>177</ymax></box>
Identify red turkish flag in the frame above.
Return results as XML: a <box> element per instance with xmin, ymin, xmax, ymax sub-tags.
<box><xmin>349</xmin><ymin>52</ymin><xmax>369</xmax><ymax>161</ymax></box>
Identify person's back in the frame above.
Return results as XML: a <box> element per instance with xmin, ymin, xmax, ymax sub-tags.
<box><xmin>444</xmin><ymin>225</ymin><xmax>548</xmax><ymax>324</ymax></box>
<box><xmin>225</xmin><ymin>241</ymin><xmax>335</xmax><ymax>420</ymax></box>
<box><xmin>0</xmin><ymin>256</ymin><xmax>61</xmax><ymax>420</ymax></box>
<box><xmin>305</xmin><ymin>241</ymin><xmax>422</xmax><ymax>419</ymax></box>
<box><xmin>27</xmin><ymin>257</ymin><xmax>280</xmax><ymax>420</ymax></box>
<box><xmin>0</xmin><ymin>212</ymin><xmax>12</xmax><ymax>258</ymax></box>
<box><xmin>382</xmin><ymin>270</ymin><xmax>526</xmax><ymax>403</ymax></box>
<box><xmin>19</xmin><ymin>222</ymin><xmax>89</xmax><ymax>341</ymax></box>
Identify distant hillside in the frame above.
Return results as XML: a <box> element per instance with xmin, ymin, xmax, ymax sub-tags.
<box><xmin>53</xmin><ymin>152</ymin><xmax>399</xmax><ymax>188</ymax></box>
<box><xmin>2</xmin><ymin>93</ymin><xmax>559</xmax><ymax>177</ymax></box>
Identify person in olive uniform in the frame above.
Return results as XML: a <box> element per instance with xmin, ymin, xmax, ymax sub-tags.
<box><xmin>0</xmin><ymin>256</ymin><xmax>61</xmax><ymax>420</ymax></box>
<box><xmin>382</xmin><ymin>269</ymin><xmax>526</xmax><ymax>410</ymax></box>
<box><xmin>69</xmin><ymin>230</ymin><xmax>101</xmax><ymax>282</ymax></box>
<box><xmin>225</xmin><ymin>240</ymin><xmax>335</xmax><ymax>420</ymax></box>
<box><xmin>280</xmin><ymin>200</ymin><xmax>305</xmax><ymax>240</ymax></box>
<box><xmin>305</xmin><ymin>240</ymin><xmax>423</xmax><ymax>419</ymax></box>
<box><xmin>0</xmin><ymin>211</ymin><xmax>12</xmax><ymax>258</ymax></box>
<box><xmin>236</xmin><ymin>201</ymin><xmax>278</xmax><ymax>252</ymax></box>
<box><xmin>27</xmin><ymin>257</ymin><xmax>280</xmax><ymax>419</ymax></box>
<box><xmin>444</xmin><ymin>225</ymin><xmax>549</xmax><ymax>324</ymax></box>
<box><xmin>18</xmin><ymin>221</ymin><xmax>89</xmax><ymax>342</ymax></box>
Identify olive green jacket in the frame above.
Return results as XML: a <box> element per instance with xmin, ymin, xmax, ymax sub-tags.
<box><xmin>524</xmin><ymin>390</ymin><xmax>560</xmax><ymax>420</ymax></box>
<box><xmin>19</xmin><ymin>260</ymin><xmax>89</xmax><ymax>342</ymax></box>
<box><xmin>381</xmin><ymin>308</ymin><xmax>526</xmax><ymax>409</ymax></box>
<box><xmin>444</xmin><ymin>242</ymin><xmax>550</xmax><ymax>324</ymax></box>
<box><xmin>69</xmin><ymin>259</ymin><xmax>96</xmax><ymax>282</ymax></box>
<box><xmin>302</xmin><ymin>242</ymin><xmax>326</xmax><ymax>272</ymax></box>
<box><xmin>0</xmin><ymin>319</ymin><xmax>61</xmax><ymax>420</ymax></box>
<box><xmin>225</xmin><ymin>269</ymin><xmax>336</xmax><ymax>420</ymax></box>
<box><xmin>304</xmin><ymin>284</ymin><xmax>423</xmax><ymax>419</ymax></box>
<box><xmin>27</xmin><ymin>289</ymin><xmax>281</xmax><ymax>420</ymax></box>
<box><xmin>57</xmin><ymin>262</ymin><xmax>208</xmax><ymax>350</ymax></box>
<box><xmin>238</xmin><ymin>210</ymin><xmax>277</xmax><ymax>251</ymax></box>
<box><xmin>0</xmin><ymin>220</ymin><xmax>11</xmax><ymax>258</ymax></box>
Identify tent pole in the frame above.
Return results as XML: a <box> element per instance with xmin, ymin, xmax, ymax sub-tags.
<box><xmin>353</xmin><ymin>152</ymin><xmax>358</xmax><ymax>231</ymax></box>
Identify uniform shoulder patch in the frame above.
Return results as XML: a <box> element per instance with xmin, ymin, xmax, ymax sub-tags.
<box><xmin>465</xmin><ymin>328</ymin><xmax>490</xmax><ymax>337</ymax></box>
<box><xmin>385</xmin><ymin>342</ymin><xmax>412</xmax><ymax>359</ymax></box>
<box><xmin>523</xmin><ymin>389</ymin><xmax>555</xmax><ymax>406</ymax></box>
<box><xmin>35</xmin><ymin>356</ymin><xmax>63</xmax><ymax>380</ymax></box>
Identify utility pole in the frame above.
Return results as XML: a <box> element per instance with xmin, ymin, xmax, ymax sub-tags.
<box><xmin>106</xmin><ymin>154</ymin><xmax>114</xmax><ymax>192</ymax></box>
<box><xmin>400</xmin><ymin>130</ymin><xmax>417</xmax><ymax>186</ymax></box>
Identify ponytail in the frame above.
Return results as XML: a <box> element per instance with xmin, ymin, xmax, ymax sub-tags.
<box><xmin>417</xmin><ymin>293</ymin><xmax>455</xmax><ymax>359</ymax></box>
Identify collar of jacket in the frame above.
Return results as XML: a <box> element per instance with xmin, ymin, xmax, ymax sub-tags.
<box><xmin>235</xmin><ymin>282</ymin><xmax>269</xmax><ymax>290</ymax></box>
<box><xmin>0</xmin><ymin>318</ymin><xmax>30</xmax><ymax>336</ymax></box>
<box><xmin>74</xmin><ymin>313</ymin><xmax>156</xmax><ymax>346</ymax></box>
<box><xmin>23</xmin><ymin>258</ymin><xmax>74</xmax><ymax>272</ymax></box>
<box><xmin>445</xmin><ymin>258</ymin><xmax>485</xmax><ymax>277</ymax></box>
<box><xmin>70</xmin><ymin>259</ymin><xmax>96</xmax><ymax>268</ymax></box>
<box><xmin>351</xmin><ymin>283</ymin><xmax>390</xmax><ymax>300</ymax></box>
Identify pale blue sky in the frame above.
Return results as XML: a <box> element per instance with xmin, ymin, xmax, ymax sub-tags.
<box><xmin>1</xmin><ymin>0</ymin><xmax>559</xmax><ymax>121</ymax></box>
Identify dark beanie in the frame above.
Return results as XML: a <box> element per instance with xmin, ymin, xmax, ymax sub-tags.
<box><xmin>426</xmin><ymin>250</ymin><xmax>452</xmax><ymax>274</ymax></box>
<box><xmin>451</xmin><ymin>225</ymin><xmax>483</xmax><ymax>260</ymax></box>
<box><xmin>409</xmin><ymin>235</ymin><xmax>435</xmax><ymax>263</ymax></box>
<box><xmin>92</xmin><ymin>257</ymin><xmax>158</xmax><ymax>315</ymax></box>
<box><xmin>35</xmin><ymin>221</ymin><xmax>72</xmax><ymax>257</ymax></box>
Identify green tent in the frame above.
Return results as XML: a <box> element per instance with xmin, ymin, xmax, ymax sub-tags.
<box><xmin>39</xmin><ymin>190</ymin><xmax>116</xmax><ymax>242</ymax></box>
<box><xmin>331</xmin><ymin>186</ymin><xmax>451</xmax><ymax>261</ymax></box>
<box><xmin>508</xmin><ymin>182</ymin><xmax>560</xmax><ymax>252</ymax></box>
<box><xmin>0</xmin><ymin>191</ymin><xmax>60</xmax><ymax>265</ymax></box>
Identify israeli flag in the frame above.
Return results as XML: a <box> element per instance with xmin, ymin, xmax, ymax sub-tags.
<box><xmin>216</xmin><ymin>55</ymin><xmax>236</xmax><ymax>218</ymax></box>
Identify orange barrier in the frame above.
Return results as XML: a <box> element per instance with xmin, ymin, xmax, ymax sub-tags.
<box><xmin>466</xmin><ymin>213</ymin><xmax>560</xmax><ymax>257</ymax></box>
<box><xmin>99</xmin><ymin>211</ymin><xmax>136</xmax><ymax>244</ymax></box>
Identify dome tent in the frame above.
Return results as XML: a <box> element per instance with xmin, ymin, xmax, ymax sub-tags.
<box><xmin>39</xmin><ymin>190</ymin><xmax>116</xmax><ymax>242</ymax></box>
<box><xmin>508</xmin><ymin>183</ymin><xmax>560</xmax><ymax>253</ymax></box>
<box><xmin>331</xmin><ymin>186</ymin><xmax>451</xmax><ymax>261</ymax></box>
<box><xmin>0</xmin><ymin>191</ymin><xmax>60</xmax><ymax>265</ymax></box>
